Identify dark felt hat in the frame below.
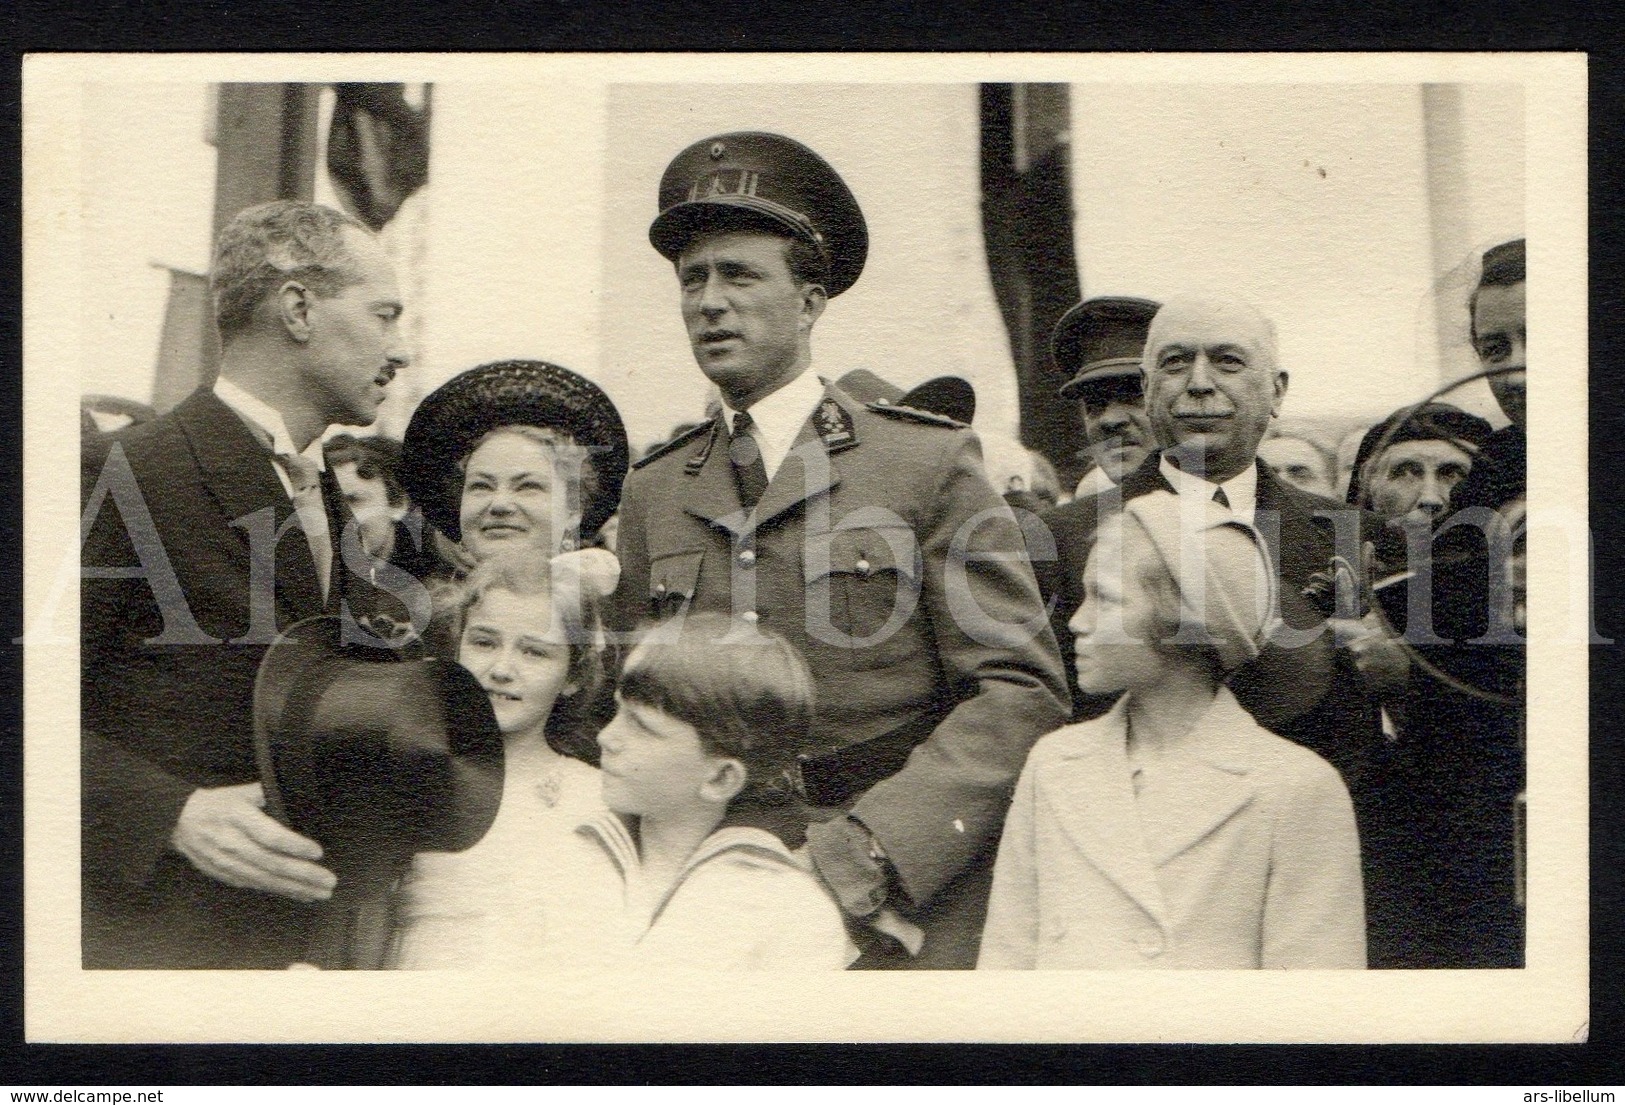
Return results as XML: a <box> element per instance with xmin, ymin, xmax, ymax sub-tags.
<box><xmin>254</xmin><ymin>617</ymin><xmax>505</xmax><ymax>905</ymax></box>
<box><xmin>835</xmin><ymin>369</ymin><xmax>976</xmax><ymax>424</ymax></box>
<box><xmin>649</xmin><ymin>132</ymin><xmax>868</xmax><ymax>297</ymax></box>
<box><xmin>1346</xmin><ymin>402</ymin><xmax>1495</xmax><ymax>507</ymax></box>
<box><xmin>1053</xmin><ymin>296</ymin><xmax>1161</xmax><ymax>401</ymax></box>
<box><xmin>400</xmin><ymin>360</ymin><xmax>629</xmax><ymax>543</ymax></box>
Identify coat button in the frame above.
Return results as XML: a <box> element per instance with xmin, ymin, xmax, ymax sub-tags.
<box><xmin>1137</xmin><ymin>934</ymin><xmax>1164</xmax><ymax>958</ymax></box>
<box><xmin>855</xmin><ymin>557</ymin><xmax>871</xmax><ymax>576</ymax></box>
<box><xmin>655</xmin><ymin>583</ymin><xmax>667</xmax><ymax>595</ymax></box>
<box><xmin>739</xmin><ymin>548</ymin><xmax>756</xmax><ymax>566</ymax></box>
<box><xmin>742</xmin><ymin>610</ymin><xmax>759</xmax><ymax>624</ymax></box>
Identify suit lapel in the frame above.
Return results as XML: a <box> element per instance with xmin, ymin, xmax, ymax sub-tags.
<box><xmin>1229</xmin><ymin>466</ymin><xmax>1336</xmax><ymax>726</ymax></box>
<box><xmin>683</xmin><ymin>385</ymin><xmax>849</xmax><ymax>534</ymax></box>
<box><xmin>176</xmin><ymin>389</ymin><xmax>325</xmax><ymax>623</ymax></box>
<box><xmin>1049</xmin><ymin>710</ymin><xmax>1170</xmax><ymax>930</ymax></box>
<box><xmin>318</xmin><ymin>464</ymin><xmax>349</xmax><ymax>615</ymax></box>
<box><xmin>1120</xmin><ymin>453</ymin><xmax>1176</xmax><ymax>502</ymax></box>
<box><xmin>751</xmin><ymin>411</ymin><xmax>841</xmax><ymax>527</ymax></box>
<box><xmin>680</xmin><ymin>420</ymin><xmax>753</xmax><ymax>539</ymax></box>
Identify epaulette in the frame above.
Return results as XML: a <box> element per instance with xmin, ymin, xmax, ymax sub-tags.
<box><xmin>865</xmin><ymin>401</ymin><xmax>966</xmax><ymax>429</ymax></box>
<box><xmin>632</xmin><ymin>417</ymin><xmax>718</xmax><ymax>470</ymax></box>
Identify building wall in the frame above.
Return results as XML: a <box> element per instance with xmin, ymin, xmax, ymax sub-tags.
<box><xmin>73</xmin><ymin>78</ymin><xmax>1524</xmax><ymax>443</ymax></box>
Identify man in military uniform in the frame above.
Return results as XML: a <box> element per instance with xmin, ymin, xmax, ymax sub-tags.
<box><xmin>1054</xmin><ymin>296</ymin><xmax>1160</xmax><ymax>495</ymax></box>
<box><xmin>609</xmin><ymin>132</ymin><xmax>1069</xmax><ymax>969</ymax></box>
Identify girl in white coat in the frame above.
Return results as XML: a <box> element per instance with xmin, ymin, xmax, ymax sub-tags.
<box><xmin>979</xmin><ymin>491</ymin><xmax>1365</xmax><ymax>970</ymax></box>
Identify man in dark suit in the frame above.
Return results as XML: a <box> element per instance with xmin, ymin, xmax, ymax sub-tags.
<box><xmin>610</xmin><ymin>132</ymin><xmax>1069</xmax><ymax>969</ymax></box>
<box><xmin>81</xmin><ymin>200</ymin><xmax>410</xmax><ymax>968</ymax></box>
<box><xmin>1039</xmin><ymin>293</ymin><xmax>1383</xmax><ymax>791</ymax></box>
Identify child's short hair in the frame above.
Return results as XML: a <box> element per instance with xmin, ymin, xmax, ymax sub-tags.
<box><xmin>437</xmin><ymin>550</ymin><xmax>606</xmax><ymax>746</ymax></box>
<box><xmin>618</xmin><ymin>614</ymin><xmax>814</xmax><ymax>797</ymax></box>
<box><xmin>1096</xmin><ymin>492</ymin><xmax>1277</xmax><ymax>675</ymax></box>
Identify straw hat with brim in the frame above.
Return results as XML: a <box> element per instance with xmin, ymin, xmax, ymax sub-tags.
<box><xmin>400</xmin><ymin>360</ymin><xmax>630</xmax><ymax>544</ymax></box>
<box><xmin>254</xmin><ymin>617</ymin><xmax>505</xmax><ymax>904</ymax></box>
<box><xmin>835</xmin><ymin>369</ymin><xmax>977</xmax><ymax>425</ymax></box>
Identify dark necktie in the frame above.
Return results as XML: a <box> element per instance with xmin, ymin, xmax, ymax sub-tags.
<box><xmin>1212</xmin><ymin>486</ymin><xmax>1231</xmax><ymax>510</ymax></box>
<box><xmin>729</xmin><ymin>411</ymin><xmax>769</xmax><ymax>513</ymax></box>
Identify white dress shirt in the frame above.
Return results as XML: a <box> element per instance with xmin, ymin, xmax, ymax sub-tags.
<box><xmin>1159</xmin><ymin>453</ymin><xmax>1259</xmax><ymax>525</ymax></box>
<box><xmin>722</xmin><ymin>369</ymin><xmax>826</xmax><ymax>483</ymax></box>
<box><xmin>212</xmin><ymin>376</ymin><xmax>327</xmax><ymax>495</ymax></box>
<box><xmin>213</xmin><ymin>376</ymin><xmax>332</xmax><ymax>598</ymax></box>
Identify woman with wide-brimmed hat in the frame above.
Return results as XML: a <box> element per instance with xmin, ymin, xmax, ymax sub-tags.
<box><xmin>399</xmin><ymin>360</ymin><xmax>630</xmax><ymax>757</ymax></box>
<box><xmin>400</xmin><ymin>358</ymin><xmax>630</xmax><ymax>574</ymax></box>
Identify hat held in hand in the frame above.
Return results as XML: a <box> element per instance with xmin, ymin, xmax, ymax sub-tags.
<box><xmin>253</xmin><ymin>617</ymin><xmax>505</xmax><ymax>904</ymax></box>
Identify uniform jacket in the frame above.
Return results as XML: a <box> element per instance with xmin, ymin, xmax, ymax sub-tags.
<box><xmin>81</xmin><ymin>388</ymin><xmax>385</xmax><ymax>968</ymax></box>
<box><xmin>1036</xmin><ymin>452</ymin><xmax>1385</xmax><ymax>792</ymax></box>
<box><xmin>610</xmin><ymin>380</ymin><xmax>1069</xmax><ymax>961</ymax></box>
<box><xmin>977</xmin><ymin>688</ymin><xmax>1366</xmax><ymax>970</ymax></box>
<box><xmin>580</xmin><ymin>814</ymin><xmax>852</xmax><ymax>970</ymax></box>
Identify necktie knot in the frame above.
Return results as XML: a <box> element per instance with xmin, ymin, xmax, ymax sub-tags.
<box><xmin>275</xmin><ymin>451</ymin><xmax>322</xmax><ymax>496</ymax></box>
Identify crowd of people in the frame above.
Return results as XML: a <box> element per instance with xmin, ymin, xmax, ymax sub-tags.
<box><xmin>80</xmin><ymin>129</ymin><xmax>1527</xmax><ymax>973</ymax></box>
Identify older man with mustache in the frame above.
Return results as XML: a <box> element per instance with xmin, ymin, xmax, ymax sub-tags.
<box><xmin>1039</xmin><ymin>293</ymin><xmax>1384</xmax><ymax>798</ymax></box>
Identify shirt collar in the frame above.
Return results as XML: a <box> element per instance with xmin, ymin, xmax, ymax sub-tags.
<box><xmin>213</xmin><ymin>376</ymin><xmax>326</xmax><ymax>470</ymax></box>
<box><xmin>722</xmin><ymin>368</ymin><xmax>824</xmax><ymax>479</ymax></box>
<box><xmin>1158</xmin><ymin>452</ymin><xmax>1257</xmax><ymax>523</ymax></box>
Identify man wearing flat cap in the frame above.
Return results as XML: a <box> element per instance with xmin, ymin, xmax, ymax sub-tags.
<box><xmin>610</xmin><ymin>131</ymin><xmax>1069</xmax><ymax>969</ymax></box>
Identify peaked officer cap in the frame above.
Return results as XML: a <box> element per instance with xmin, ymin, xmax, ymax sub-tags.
<box><xmin>1054</xmin><ymin>296</ymin><xmax>1161</xmax><ymax>401</ymax></box>
<box><xmin>650</xmin><ymin>132</ymin><xmax>869</xmax><ymax>297</ymax></box>
<box><xmin>836</xmin><ymin>369</ymin><xmax>976</xmax><ymax>424</ymax></box>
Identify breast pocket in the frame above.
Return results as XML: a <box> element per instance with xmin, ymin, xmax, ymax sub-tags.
<box><xmin>648</xmin><ymin>550</ymin><xmax>704</xmax><ymax>620</ymax></box>
<box><xmin>803</xmin><ymin>521</ymin><xmax>922</xmax><ymax>670</ymax></box>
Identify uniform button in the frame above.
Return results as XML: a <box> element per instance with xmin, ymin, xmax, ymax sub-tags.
<box><xmin>742</xmin><ymin>610</ymin><xmax>759</xmax><ymax>624</ymax></box>
<box><xmin>1137</xmin><ymin>934</ymin><xmax>1164</xmax><ymax>958</ymax></box>
<box><xmin>855</xmin><ymin>558</ymin><xmax>871</xmax><ymax>576</ymax></box>
<box><xmin>655</xmin><ymin>583</ymin><xmax>667</xmax><ymax>595</ymax></box>
<box><xmin>739</xmin><ymin>548</ymin><xmax>756</xmax><ymax>566</ymax></box>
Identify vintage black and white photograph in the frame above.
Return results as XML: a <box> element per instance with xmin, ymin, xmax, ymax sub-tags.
<box><xmin>22</xmin><ymin>52</ymin><xmax>1587</xmax><ymax>1043</ymax></box>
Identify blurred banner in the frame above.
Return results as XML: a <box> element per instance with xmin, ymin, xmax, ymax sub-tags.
<box><xmin>150</xmin><ymin>266</ymin><xmax>212</xmax><ymax>417</ymax></box>
<box><xmin>327</xmin><ymin>83</ymin><xmax>432</xmax><ymax>232</ymax></box>
<box><xmin>980</xmin><ymin>83</ymin><xmax>1083</xmax><ymax>481</ymax></box>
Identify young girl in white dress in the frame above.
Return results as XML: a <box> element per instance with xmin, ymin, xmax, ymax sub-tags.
<box><xmin>390</xmin><ymin>552</ymin><xmax>622</xmax><ymax>969</ymax></box>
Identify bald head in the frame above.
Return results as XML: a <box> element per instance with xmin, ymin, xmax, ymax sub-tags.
<box><xmin>1141</xmin><ymin>293</ymin><xmax>1288</xmax><ymax>483</ymax></box>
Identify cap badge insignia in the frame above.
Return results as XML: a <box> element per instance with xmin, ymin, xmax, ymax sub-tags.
<box><xmin>689</xmin><ymin>169</ymin><xmax>762</xmax><ymax>203</ymax></box>
<box><xmin>815</xmin><ymin>399</ymin><xmax>855</xmax><ymax>448</ymax></box>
